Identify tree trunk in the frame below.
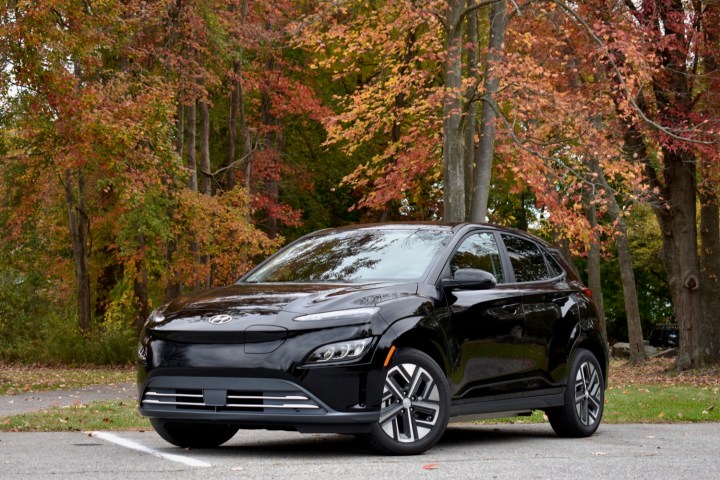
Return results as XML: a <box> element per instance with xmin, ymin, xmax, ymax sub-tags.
<box><xmin>651</xmin><ymin>0</ymin><xmax>704</xmax><ymax>370</ymax></box>
<box><xmin>165</xmin><ymin>100</ymin><xmax>184</xmax><ymax>302</ymax></box>
<box><xmin>199</xmin><ymin>100</ymin><xmax>212</xmax><ymax>196</ymax></box>
<box><xmin>175</xmin><ymin>100</ymin><xmax>184</xmax><ymax>160</ymax></box>
<box><xmin>583</xmin><ymin>178</ymin><xmax>606</xmax><ymax>335</ymax></box>
<box><xmin>464</xmin><ymin>2</ymin><xmax>478</xmax><ymax>216</ymax></box>
<box><xmin>597</xmin><ymin>175</ymin><xmax>645</xmax><ymax>363</ymax></box>
<box><xmin>612</xmin><ymin>0</ymin><xmax>710</xmax><ymax>369</ymax></box>
<box><xmin>237</xmin><ymin>63</ymin><xmax>253</xmax><ymax>197</ymax></box>
<box><xmin>654</xmin><ymin>150</ymin><xmax>700</xmax><ymax>370</ymax></box>
<box><xmin>236</xmin><ymin>0</ymin><xmax>252</xmax><ymax>197</ymax></box>
<box><xmin>186</xmin><ymin>100</ymin><xmax>201</xmax><ymax>289</ymax></box>
<box><xmin>615</xmin><ymin>228</ymin><xmax>645</xmax><ymax>363</ymax></box>
<box><xmin>133</xmin><ymin>234</ymin><xmax>150</xmax><ymax>334</ymax></box>
<box><xmin>199</xmin><ymin>100</ymin><xmax>212</xmax><ymax>286</ymax></box>
<box><xmin>226</xmin><ymin>61</ymin><xmax>240</xmax><ymax>190</ymax></box>
<box><xmin>186</xmin><ymin>101</ymin><xmax>198</xmax><ymax>192</ymax></box>
<box><xmin>261</xmin><ymin>85</ymin><xmax>280</xmax><ymax>238</ymax></box>
<box><xmin>587</xmin><ymin>156</ymin><xmax>645</xmax><ymax>362</ymax></box>
<box><xmin>470</xmin><ymin>0</ymin><xmax>506</xmax><ymax>222</ymax></box>
<box><xmin>442</xmin><ymin>0</ymin><xmax>466</xmax><ymax>221</ymax></box>
<box><xmin>696</xmin><ymin>2</ymin><xmax>720</xmax><ymax>365</ymax></box>
<box><xmin>62</xmin><ymin>168</ymin><xmax>91</xmax><ymax>332</ymax></box>
<box><xmin>699</xmin><ymin>191</ymin><xmax>720</xmax><ymax>364</ymax></box>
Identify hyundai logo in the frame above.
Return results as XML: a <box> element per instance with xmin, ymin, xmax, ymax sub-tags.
<box><xmin>208</xmin><ymin>314</ymin><xmax>233</xmax><ymax>325</ymax></box>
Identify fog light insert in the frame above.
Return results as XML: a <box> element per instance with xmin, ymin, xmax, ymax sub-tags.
<box><xmin>307</xmin><ymin>338</ymin><xmax>373</xmax><ymax>364</ymax></box>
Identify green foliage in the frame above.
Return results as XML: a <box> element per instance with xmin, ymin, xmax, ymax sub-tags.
<box><xmin>0</xmin><ymin>258</ymin><xmax>136</xmax><ymax>365</ymax></box>
<box><xmin>278</xmin><ymin>117</ymin><xmax>362</xmax><ymax>240</ymax></box>
<box><xmin>0</xmin><ymin>267</ymin><xmax>47</xmax><ymax>362</ymax></box>
<box><xmin>1</xmin><ymin>308</ymin><xmax>136</xmax><ymax>366</ymax></box>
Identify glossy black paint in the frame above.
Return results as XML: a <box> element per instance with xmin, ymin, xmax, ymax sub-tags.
<box><xmin>138</xmin><ymin>223</ymin><xmax>608</xmax><ymax>434</ymax></box>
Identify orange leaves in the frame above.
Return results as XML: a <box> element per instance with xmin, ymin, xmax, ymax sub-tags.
<box><xmin>171</xmin><ymin>188</ymin><xmax>281</xmax><ymax>287</ymax></box>
<box><xmin>297</xmin><ymin>0</ymin><xmax>446</xmax><ymax>218</ymax></box>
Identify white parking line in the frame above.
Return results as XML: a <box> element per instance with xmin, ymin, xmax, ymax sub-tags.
<box><xmin>89</xmin><ymin>431</ymin><xmax>212</xmax><ymax>468</ymax></box>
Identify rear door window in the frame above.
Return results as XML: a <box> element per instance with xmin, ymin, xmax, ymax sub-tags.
<box><xmin>501</xmin><ymin>235</ymin><xmax>550</xmax><ymax>283</ymax></box>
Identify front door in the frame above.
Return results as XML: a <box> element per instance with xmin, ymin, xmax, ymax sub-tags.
<box><xmin>447</xmin><ymin>231</ymin><xmax>529</xmax><ymax>399</ymax></box>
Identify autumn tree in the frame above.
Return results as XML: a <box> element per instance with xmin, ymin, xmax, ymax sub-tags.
<box><xmin>296</xmin><ymin>0</ymin><xmax>447</xmax><ymax>220</ymax></box>
<box><xmin>298</xmin><ymin>0</ymin><xmax>654</xmax><ymax>362</ymax></box>
<box><xmin>298</xmin><ymin>0</ymin><xmax>514</xmax><ymax>222</ymax></box>
<box><xmin>0</xmin><ymin>0</ymin><xmax>181</xmax><ymax>332</ymax></box>
<box><xmin>569</xmin><ymin>0</ymin><xmax>720</xmax><ymax>368</ymax></box>
<box><xmin>0</xmin><ymin>0</ymin><xmax>311</xmax><ymax>347</ymax></box>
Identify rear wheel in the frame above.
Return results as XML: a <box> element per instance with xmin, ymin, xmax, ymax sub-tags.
<box><xmin>150</xmin><ymin>418</ymin><xmax>238</xmax><ymax>448</ymax></box>
<box><xmin>546</xmin><ymin>348</ymin><xmax>604</xmax><ymax>437</ymax></box>
<box><xmin>366</xmin><ymin>348</ymin><xmax>450</xmax><ymax>455</ymax></box>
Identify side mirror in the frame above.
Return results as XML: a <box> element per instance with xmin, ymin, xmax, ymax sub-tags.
<box><xmin>441</xmin><ymin>268</ymin><xmax>497</xmax><ymax>291</ymax></box>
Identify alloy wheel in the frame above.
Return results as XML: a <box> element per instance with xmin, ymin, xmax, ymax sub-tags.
<box><xmin>378</xmin><ymin>362</ymin><xmax>442</xmax><ymax>443</ymax></box>
<box><xmin>574</xmin><ymin>360</ymin><xmax>602</xmax><ymax>426</ymax></box>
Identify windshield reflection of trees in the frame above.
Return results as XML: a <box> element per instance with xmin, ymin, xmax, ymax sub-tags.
<box><xmin>250</xmin><ymin>231</ymin><xmax>448</xmax><ymax>282</ymax></box>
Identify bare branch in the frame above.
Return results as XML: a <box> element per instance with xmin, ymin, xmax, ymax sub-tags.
<box><xmin>487</xmin><ymin>100</ymin><xmax>615</xmax><ymax>195</ymax></box>
<box><xmin>211</xmin><ymin>141</ymin><xmax>258</xmax><ymax>178</ymax></box>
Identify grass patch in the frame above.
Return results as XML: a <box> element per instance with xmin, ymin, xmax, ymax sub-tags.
<box><xmin>475</xmin><ymin>357</ymin><xmax>720</xmax><ymax>426</ymax></box>
<box><xmin>0</xmin><ymin>364</ymin><xmax>134</xmax><ymax>396</ymax></box>
<box><xmin>604</xmin><ymin>384</ymin><xmax>719</xmax><ymax>423</ymax></box>
<box><xmin>474</xmin><ymin>383</ymin><xmax>720</xmax><ymax>426</ymax></box>
<box><xmin>0</xmin><ymin>400</ymin><xmax>150</xmax><ymax>432</ymax></box>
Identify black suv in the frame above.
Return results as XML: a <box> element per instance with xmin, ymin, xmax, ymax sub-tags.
<box><xmin>138</xmin><ymin>223</ymin><xmax>608</xmax><ymax>455</ymax></box>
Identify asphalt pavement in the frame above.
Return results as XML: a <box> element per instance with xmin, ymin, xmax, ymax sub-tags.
<box><xmin>1</xmin><ymin>384</ymin><xmax>719</xmax><ymax>479</ymax></box>
<box><xmin>1</xmin><ymin>423</ymin><xmax>719</xmax><ymax>479</ymax></box>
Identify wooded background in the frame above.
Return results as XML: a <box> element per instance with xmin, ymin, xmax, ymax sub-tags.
<box><xmin>1</xmin><ymin>0</ymin><xmax>718</xmax><ymax>369</ymax></box>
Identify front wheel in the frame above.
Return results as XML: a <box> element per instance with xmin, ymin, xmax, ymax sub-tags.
<box><xmin>150</xmin><ymin>418</ymin><xmax>239</xmax><ymax>448</ymax></box>
<box><xmin>366</xmin><ymin>348</ymin><xmax>450</xmax><ymax>455</ymax></box>
<box><xmin>546</xmin><ymin>348</ymin><xmax>605</xmax><ymax>437</ymax></box>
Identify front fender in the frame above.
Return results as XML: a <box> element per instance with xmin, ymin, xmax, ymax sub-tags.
<box><xmin>364</xmin><ymin>309</ymin><xmax>453</xmax><ymax>410</ymax></box>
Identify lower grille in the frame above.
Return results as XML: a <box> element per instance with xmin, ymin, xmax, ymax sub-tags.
<box><xmin>141</xmin><ymin>386</ymin><xmax>322</xmax><ymax>413</ymax></box>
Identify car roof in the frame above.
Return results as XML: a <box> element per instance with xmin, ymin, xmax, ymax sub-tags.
<box><xmin>308</xmin><ymin>222</ymin><xmax>552</xmax><ymax>245</ymax></box>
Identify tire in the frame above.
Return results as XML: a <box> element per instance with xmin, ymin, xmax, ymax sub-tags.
<box><xmin>366</xmin><ymin>348</ymin><xmax>450</xmax><ymax>455</ymax></box>
<box><xmin>150</xmin><ymin>418</ymin><xmax>239</xmax><ymax>448</ymax></box>
<box><xmin>547</xmin><ymin>348</ymin><xmax>604</xmax><ymax>437</ymax></box>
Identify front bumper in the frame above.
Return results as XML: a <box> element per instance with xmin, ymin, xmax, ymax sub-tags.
<box><xmin>138</xmin><ymin>374</ymin><xmax>380</xmax><ymax>433</ymax></box>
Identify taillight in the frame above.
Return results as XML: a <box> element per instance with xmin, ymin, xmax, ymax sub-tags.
<box><xmin>583</xmin><ymin>288</ymin><xmax>593</xmax><ymax>298</ymax></box>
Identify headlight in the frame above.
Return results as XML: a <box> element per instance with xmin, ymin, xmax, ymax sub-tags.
<box><xmin>293</xmin><ymin>307</ymin><xmax>379</xmax><ymax>322</ymax></box>
<box><xmin>306</xmin><ymin>338</ymin><xmax>373</xmax><ymax>364</ymax></box>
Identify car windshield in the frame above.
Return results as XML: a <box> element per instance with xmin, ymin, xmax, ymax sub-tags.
<box><xmin>243</xmin><ymin>228</ymin><xmax>452</xmax><ymax>283</ymax></box>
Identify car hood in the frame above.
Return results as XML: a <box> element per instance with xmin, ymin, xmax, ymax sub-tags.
<box><xmin>154</xmin><ymin>282</ymin><xmax>421</xmax><ymax>331</ymax></box>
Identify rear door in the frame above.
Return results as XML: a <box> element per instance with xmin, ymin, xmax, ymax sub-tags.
<box><xmin>500</xmin><ymin>234</ymin><xmax>579</xmax><ymax>393</ymax></box>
